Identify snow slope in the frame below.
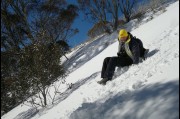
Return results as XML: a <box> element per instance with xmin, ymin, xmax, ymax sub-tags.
<box><xmin>2</xmin><ymin>1</ymin><xmax>179</xmax><ymax>119</ymax></box>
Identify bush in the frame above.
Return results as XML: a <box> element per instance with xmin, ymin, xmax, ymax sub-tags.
<box><xmin>1</xmin><ymin>43</ymin><xmax>66</xmax><ymax>115</ymax></box>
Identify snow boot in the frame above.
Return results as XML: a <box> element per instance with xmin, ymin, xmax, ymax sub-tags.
<box><xmin>97</xmin><ymin>78</ymin><xmax>112</xmax><ymax>85</ymax></box>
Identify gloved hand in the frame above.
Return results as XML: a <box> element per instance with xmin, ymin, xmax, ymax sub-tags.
<box><xmin>117</xmin><ymin>52</ymin><xmax>120</xmax><ymax>57</ymax></box>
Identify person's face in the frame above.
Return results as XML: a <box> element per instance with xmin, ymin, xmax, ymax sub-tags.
<box><xmin>120</xmin><ymin>36</ymin><xmax>128</xmax><ymax>42</ymax></box>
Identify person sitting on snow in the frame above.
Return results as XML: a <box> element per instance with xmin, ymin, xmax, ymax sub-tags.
<box><xmin>98</xmin><ymin>29</ymin><xmax>149</xmax><ymax>85</ymax></box>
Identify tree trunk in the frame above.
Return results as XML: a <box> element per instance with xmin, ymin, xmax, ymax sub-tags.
<box><xmin>125</xmin><ymin>15</ymin><xmax>130</xmax><ymax>22</ymax></box>
<box><xmin>42</xmin><ymin>93</ymin><xmax>47</xmax><ymax>106</ymax></box>
<box><xmin>63</xmin><ymin>54</ymin><xmax>69</xmax><ymax>60</ymax></box>
<box><xmin>114</xmin><ymin>2</ymin><xmax>119</xmax><ymax>31</ymax></box>
<box><xmin>113</xmin><ymin>16</ymin><xmax>118</xmax><ymax>30</ymax></box>
<box><xmin>42</xmin><ymin>88</ymin><xmax>47</xmax><ymax>106</ymax></box>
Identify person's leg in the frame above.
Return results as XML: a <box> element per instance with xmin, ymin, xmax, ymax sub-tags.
<box><xmin>98</xmin><ymin>57</ymin><xmax>133</xmax><ymax>85</ymax></box>
<box><xmin>101</xmin><ymin>57</ymin><xmax>111</xmax><ymax>78</ymax></box>
<box><xmin>104</xmin><ymin>57</ymin><xmax>119</xmax><ymax>78</ymax></box>
<box><xmin>105</xmin><ymin>57</ymin><xmax>133</xmax><ymax>78</ymax></box>
<box><xmin>98</xmin><ymin>57</ymin><xmax>119</xmax><ymax>85</ymax></box>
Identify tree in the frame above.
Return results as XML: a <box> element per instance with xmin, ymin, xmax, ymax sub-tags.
<box><xmin>105</xmin><ymin>0</ymin><xmax>120</xmax><ymax>30</ymax></box>
<box><xmin>78</xmin><ymin>0</ymin><xmax>137</xmax><ymax>31</ymax></box>
<box><xmin>1</xmin><ymin>0</ymin><xmax>78</xmax><ymax>114</ymax></box>
<box><xmin>19</xmin><ymin>43</ymin><xmax>65</xmax><ymax>107</ymax></box>
<box><xmin>1</xmin><ymin>0</ymin><xmax>36</xmax><ymax>51</ymax></box>
<box><xmin>77</xmin><ymin>0</ymin><xmax>110</xmax><ymax>31</ymax></box>
<box><xmin>56</xmin><ymin>40</ymin><xmax>70</xmax><ymax>60</ymax></box>
<box><xmin>119</xmin><ymin>0</ymin><xmax>137</xmax><ymax>22</ymax></box>
<box><xmin>87</xmin><ymin>21</ymin><xmax>111</xmax><ymax>38</ymax></box>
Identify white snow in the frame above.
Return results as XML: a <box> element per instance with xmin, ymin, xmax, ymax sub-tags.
<box><xmin>2</xmin><ymin>1</ymin><xmax>179</xmax><ymax>119</ymax></box>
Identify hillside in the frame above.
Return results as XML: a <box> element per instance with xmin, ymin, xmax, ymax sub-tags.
<box><xmin>2</xmin><ymin>1</ymin><xmax>179</xmax><ymax>119</ymax></box>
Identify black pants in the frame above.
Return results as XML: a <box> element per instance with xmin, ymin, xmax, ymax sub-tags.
<box><xmin>101</xmin><ymin>57</ymin><xmax>133</xmax><ymax>78</ymax></box>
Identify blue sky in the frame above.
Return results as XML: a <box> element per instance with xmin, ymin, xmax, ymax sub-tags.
<box><xmin>67</xmin><ymin>12</ymin><xmax>94</xmax><ymax>48</ymax></box>
<box><xmin>67</xmin><ymin>0</ymin><xmax>94</xmax><ymax>48</ymax></box>
<box><xmin>66</xmin><ymin>0</ymin><xmax>148</xmax><ymax>48</ymax></box>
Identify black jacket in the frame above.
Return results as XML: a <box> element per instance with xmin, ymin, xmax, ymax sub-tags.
<box><xmin>117</xmin><ymin>33</ymin><xmax>140</xmax><ymax>64</ymax></box>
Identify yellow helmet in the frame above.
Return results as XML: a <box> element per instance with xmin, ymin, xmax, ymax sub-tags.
<box><xmin>118</xmin><ymin>29</ymin><xmax>128</xmax><ymax>39</ymax></box>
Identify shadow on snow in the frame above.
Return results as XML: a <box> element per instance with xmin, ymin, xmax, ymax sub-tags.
<box><xmin>70</xmin><ymin>79</ymin><xmax>179</xmax><ymax>119</ymax></box>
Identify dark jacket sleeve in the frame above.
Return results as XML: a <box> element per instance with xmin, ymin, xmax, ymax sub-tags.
<box><xmin>131</xmin><ymin>41</ymin><xmax>140</xmax><ymax>64</ymax></box>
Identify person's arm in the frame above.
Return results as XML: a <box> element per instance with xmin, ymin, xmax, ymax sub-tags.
<box><xmin>131</xmin><ymin>42</ymin><xmax>140</xmax><ymax>64</ymax></box>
